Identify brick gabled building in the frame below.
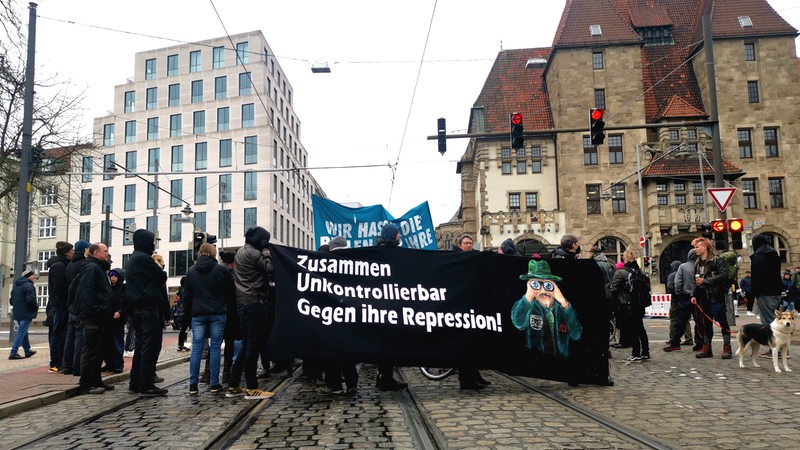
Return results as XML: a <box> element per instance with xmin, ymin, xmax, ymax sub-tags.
<box><xmin>448</xmin><ymin>0</ymin><xmax>800</xmax><ymax>286</ymax></box>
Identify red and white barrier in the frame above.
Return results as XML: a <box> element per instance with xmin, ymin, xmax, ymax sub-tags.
<box><xmin>645</xmin><ymin>294</ymin><xmax>670</xmax><ymax>318</ymax></box>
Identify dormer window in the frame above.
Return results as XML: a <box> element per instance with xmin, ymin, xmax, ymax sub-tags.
<box><xmin>638</xmin><ymin>26</ymin><xmax>674</xmax><ymax>46</ymax></box>
<box><xmin>589</xmin><ymin>25</ymin><xmax>602</xmax><ymax>36</ymax></box>
<box><xmin>738</xmin><ymin>16</ymin><xmax>753</xmax><ymax>28</ymax></box>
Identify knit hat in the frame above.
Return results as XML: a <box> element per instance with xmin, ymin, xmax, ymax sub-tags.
<box><xmin>21</xmin><ymin>269</ymin><xmax>36</xmax><ymax>279</ymax></box>
<box><xmin>380</xmin><ymin>223</ymin><xmax>401</xmax><ymax>242</ymax></box>
<box><xmin>329</xmin><ymin>236</ymin><xmax>349</xmax><ymax>250</ymax></box>
<box><xmin>244</xmin><ymin>226</ymin><xmax>271</xmax><ymax>251</ymax></box>
<box><xmin>74</xmin><ymin>240</ymin><xmax>91</xmax><ymax>256</ymax></box>
<box><xmin>56</xmin><ymin>241</ymin><xmax>73</xmax><ymax>256</ymax></box>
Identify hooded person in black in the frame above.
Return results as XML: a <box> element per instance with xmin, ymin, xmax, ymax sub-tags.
<box><xmin>750</xmin><ymin>234</ymin><xmax>783</xmax><ymax>326</ymax></box>
<box><xmin>61</xmin><ymin>239</ymin><xmax>92</xmax><ymax>376</ymax></box>
<box><xmin>47</xmin><ymin>241</ymin><xmax>73</xmax><ymax>372</ymax></box>
<box><xmin>101</xmin><ymin>268</ymin><xmax>126</xmax><ymax>374</ymax></box>
<box><xmin>126</xmin><ymin>229</ymin><xmax>169</xmax><ymax>397</ymax></box>
<box><xmin>227</xmin><ymin>226</ymin><xmax>274</xmax><ymax>399</ymax></box>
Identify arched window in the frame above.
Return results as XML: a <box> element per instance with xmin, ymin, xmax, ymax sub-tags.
<box><xmin>760</xmin><ymin>232</ymin><xmax>789</xmax><ymax>263</ymax></box>
<box><xmin>596</xmin><ymin>237</ymin><xmax>625</xmax><ymax>265</ymax></box>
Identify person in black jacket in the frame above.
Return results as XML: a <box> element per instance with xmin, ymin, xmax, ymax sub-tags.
<box><xmin>77</xmin><ymin>243</ymin><xmax>114</xmax><ymax>394</ymax></box>
<box><xmin>184</xmin><ymin>243</ymin><xmax>233</xmax><ymax>394</ymax></box>
<box><xmin>226</xmin><ymin>226</ymin><xmax>274</xmax><ymax>399</ymax></box>
<box><xmin>609</xmin><ymin>247</ymin><xmax>650</xmax><ymax>361</ymax></box>
<box><xmin>61</xmin><ymin>239</ymin><xmax>92</xmax><ymax>375</ymax></box>
<box><xmin>46</xmin><ymin>241</ymin><xmax>73</xmax><ymax>372</ymax></box>
<box><xmin>101</xmin><ymin>268</ymin><xmax>126</xmax><ymax>374</ymax></box>
<box><xmin>126</xmin><ymin>229</ymin><xmax>169</xmax><ymax>397</ymax></box>
<box><xmin>9</xmin><ymin>270</ymin><xmax>39</xmax><ymax>360</ymax></box>
<box><xmin>750</xmin><ymin>234</ymin><xmax>783</xmax><ymax>327</ymax></box>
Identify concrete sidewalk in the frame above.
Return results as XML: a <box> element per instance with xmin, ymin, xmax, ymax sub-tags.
<box><xmin>0</xmin><ymin>330</ymin><xmax>188</xmax><ymax>419</ymax></box>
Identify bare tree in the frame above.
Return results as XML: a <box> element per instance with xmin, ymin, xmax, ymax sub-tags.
<box><xmin>0</xmin><ymin>0</ymin><xmax>93</xmax><ymax>223</ymax></box>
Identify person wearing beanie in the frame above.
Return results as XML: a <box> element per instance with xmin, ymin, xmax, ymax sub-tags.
<box><xmin>8</xmin><ymin>270</ymin><xmax>38</xmax><ymax>360</ymax></box>
<box><xmin>498</xmin><ymin>238</ymin><xmax>521</xmax><ymax>256</ymax></box>
<box><xmin>553</xmin><ymin>234</ymin><xmax>581</xmax><ymax>259</ymax></box>
<box><xmin>781</xmin><ymin>269</ymin><xmax>796</xmax><ymax>312</ymax></box>
<box><xmin>126</xmin><ymin>229</ymin><xmax>170</xmax><ymax>397</ymax></box>
<box><xmin>750</xmin><ymin>234</ymin><xmax>782</xmax><ymax>328</ymax></box>
<box><xmin>329</xmin><ymin>235</ymin><xmax>349</xmax><ymax>250</ymax></box>
<box><xmin>369</xmin><ymin>223</ymin><xmax>408</xmax><ymax>391</ymax></box>
<box><xmin>454</xmin><ymin>233</ymin><xmax>475</xmax><ymax>252</ymax></box>
<box><xmin>61</xmin><ymin>239</ymin><xmax>93</xmax><ymax>376</ymax></box>
<box><xmin>227</xmin><ymin>226</ymin><xmax>274</xmax><ymax>399</ymax></box>
<box><xmin>46</xmin><ymin>241</ymin><xmax>74</xmax><ymax>372</ymax></box>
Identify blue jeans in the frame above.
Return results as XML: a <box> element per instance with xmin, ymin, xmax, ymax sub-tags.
<box><xmin>190</xmin><ymin>314</ymin><xmax>226</xmax><ymax>386</ymax></box>
<box><xmin>11</xmin><ymin>319</ymin><xmax>32</xmax><ymax>356</ymax></box>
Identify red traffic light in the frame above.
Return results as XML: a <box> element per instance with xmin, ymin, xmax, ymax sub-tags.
<box><xmin>591</xmin><ymin>108</ymin><xmax>604</xmax><ymax>120</ymax></box>
<box><xmin>728</xmin><ymin>218</ymin><xmax>744</xmax><ymax>233</ymax></box>
<box><xmin>710</xmin><ymin>220</ymin><xmax>726</xmax><ymax>233</ymax></box>
<box><xmin>510</xmin><ymin>113</ymin><xmax>523</xmax><ymax>125</ymax></box>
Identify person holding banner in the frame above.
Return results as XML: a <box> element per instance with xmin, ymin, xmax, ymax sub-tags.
<box><xmin>511</xmin><ymin>259</ymin><xmax>582</xmax><ymax>359</ymax></box>
<box><xmin>373</xmin><ymin>223</ymin><xmax>409</xmax><ymax>391</ymax></box>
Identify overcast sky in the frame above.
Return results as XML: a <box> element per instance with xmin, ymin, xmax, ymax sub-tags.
<box><xmin>22</xmin><ymin>0</ymin><xmax>800</xmax><ymax>226</ymax></box>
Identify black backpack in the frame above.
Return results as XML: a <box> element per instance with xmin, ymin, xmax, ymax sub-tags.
<box><xmin>625</xmin><ymin>268</ymin><xmax>652</xmax><ymax>308</ymax></box>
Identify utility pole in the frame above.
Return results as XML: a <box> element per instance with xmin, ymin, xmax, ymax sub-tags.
<box><xmin>10</xmin><ymin>2</ymin><xmax>38</xmax><ymax>341</ymax></box>
<box><xmin>703</xmin><ymin>13</ymin><xmax>726</xmax><ymax>223</ymax></box>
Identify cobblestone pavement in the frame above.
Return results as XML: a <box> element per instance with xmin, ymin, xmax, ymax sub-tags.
<box><xmin>1</xmin><ymin>318</ymin><xmax>799</xmax><ymax>449</ymax></box>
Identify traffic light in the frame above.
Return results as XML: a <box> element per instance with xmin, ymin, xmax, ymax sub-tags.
<box><xmin>710</xmin><ymin>219</ymin><xmax>727</xmax><ymax>251</ymax></box>
<box><xmin>193</xmin><ymin>231</ymin><xmax>206</xmax><ymax>260</ymax></box>
<box><xmin>728</xmin><ymin>218</ymin><xmax>744</xmax><ymax>250</ymax></box>
<box><xmin>510</xmin><ymin>113</ymin><xmax>524</xmax><ymax>149</ymax></box>
<box><xmin>590</xmin><ymin>108</ymin><xmax>606</xmax><ymax>146</ymax></box>
<box><xmin>437</xmin><ymin>118</ymin><xmax>447</xmax><ymax>155</ymax></box>
<box><xmin>698</xmin><ymin>223</ymin><xmax>712</xmax><ymax>239</ymax></box>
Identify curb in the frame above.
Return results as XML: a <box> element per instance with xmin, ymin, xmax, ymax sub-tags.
<box><xmin>0</xmin><ymin>354</ymin><xmax>190</xmax><ymax>420</ymax></box>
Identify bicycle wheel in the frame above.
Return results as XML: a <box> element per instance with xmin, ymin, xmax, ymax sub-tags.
<box><xmin>419</xmin><ymin>367</ymin><xmax>454</xmax><ymax>380</ymax></box>
<box><xmin>609</xmin><ymin>318</ymin><xmax>619</xmax><ymax>344</ymax></box>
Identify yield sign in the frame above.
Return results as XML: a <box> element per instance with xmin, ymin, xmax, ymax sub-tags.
<box><xmin>707</xmin><ymin>187</ymin><xmax>736</xmax><ymax>212</ymax></box>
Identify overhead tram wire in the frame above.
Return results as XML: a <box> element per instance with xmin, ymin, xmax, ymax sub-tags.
<box><xmin>387</xmin><ymin>0</ymin><xmax>438</xmax><ymax>210</ymax></box>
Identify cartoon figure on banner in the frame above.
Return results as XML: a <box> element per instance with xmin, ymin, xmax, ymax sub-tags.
<box><xmin>511</xmin><ymin>259</ymin><xmax>582</xmax><ymax>358</ymax></box>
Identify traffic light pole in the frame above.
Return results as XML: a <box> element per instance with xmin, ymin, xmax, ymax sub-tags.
<box><xmin>703</xmin><ymin>14</ymin><xmax>728</xmax><ymax>227</ymax></box>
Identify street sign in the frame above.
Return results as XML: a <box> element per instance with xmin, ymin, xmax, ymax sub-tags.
<box><xmin>173</xmin><ymin>217</ymin><xmax>194</xmax><ymax>223</ymax></box>
<box><xmin>639</xmin><ymin>236</ymin><xmax>646</xmax><ymax>247</ymax></box>
<box><xmin>707</xmin><ymin>187</ymin><xmax>736</xmax><ymax>212</ymax></box>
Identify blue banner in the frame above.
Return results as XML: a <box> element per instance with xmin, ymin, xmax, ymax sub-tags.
<box><xmin>312</xmin><ymin>195</ymin><xmax>438</xmax><ymax>250</ymax></box>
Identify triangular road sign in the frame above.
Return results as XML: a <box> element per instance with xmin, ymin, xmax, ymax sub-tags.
<box><xmin>707</xmin><ymin>187</ymin><xmax>736</xmax><ymax>212</ymax></box>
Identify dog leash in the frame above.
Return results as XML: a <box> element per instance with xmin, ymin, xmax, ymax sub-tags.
<box><xmin>692</xmin><ymin>302</ymin><xmax>737</xmax><ymax>336</ymax></box>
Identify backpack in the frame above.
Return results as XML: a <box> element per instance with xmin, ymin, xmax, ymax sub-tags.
<box><xmin>625</xmin><ymin>268</ymin><xmax>652</xmax><ymax>308</ymax></box>
<box><xmin>718</xmin><ymin>251</ymin><xmax>739</xmax><ymax>283</ymax></box>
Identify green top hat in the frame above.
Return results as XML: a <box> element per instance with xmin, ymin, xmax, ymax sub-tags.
<box><xmin>519</xmin><ymin>259</ymin><xmax>562</xmax><ymax>282</ymax></box>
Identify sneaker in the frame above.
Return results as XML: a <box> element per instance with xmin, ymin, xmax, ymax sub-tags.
<box><xmin>244</xmin><ymin>389</ymin><xmax>274</xmax><ymax>399</ymax></box>
<box><xmin>758</xmin><ymin>350</ymin><xmax>772</xmax><ymax>359</ymax></box>
<box><xmin>746</xmin><ymin>311</ymin><xmax>755</xmax><ymax>317</ymax></box>
<box><xmin>139</xmin><ymin>387</ymin><xmax>169</xmax><ymax>397</ymax></box>
<box><xmin>209</xmin><ymin>385</ymin><xmax>224</xmax><ymax>394</ymax></box>
<box><xmin>8</xmin><ymin>353</ymin><xmax>23</xmax><ymax>360</ymax></box>
<box><xmin>123</xmin><ymin>351</ymin><xmax>134</xmax><ymax>357</ymax></box>
<box><xmin>189</xmin><ymin>384</ymin><xmax>199</xmax><ymax>395</ymax></box>
<box><xmin>626</xmin><ymin>356</ymin><xmax>642</xmax><ymax>362</ymax></box>
<box><xmin>640</xmin><ymin>355</ymin><xmax>651</xmax><ymax>361</ymax></box>
<box><xmin>153</xmin><ymin>375</ymin><xmax>165</xmax><ymax>383</ymax></box>
<box><xmin>49</xmin><ymin>366</ymin><xmax>59</xmax><ymax>373</ymax></box>
<box><xmin>680</xmin><ymin>339</ymin><xmax>694</xmax><ymax>346</ymax></box>
<box><xmin>225</xmin><ymin>387</ymin><xmax>246</xmax><ymax>398</ymax></box>
<box><xmin>344</xmin><ymin>386</ymin><xmax>357</xmax><ymax>395</ymax></box>
<box><xmin>103</xmin><ymin>384</ymin><xmax>115</xmax><ymax>391</ymax></box>
<box><xmin>25</xmin><ymin>350</ymin><xmax>37</xmax><ymax>358</ymax></box>
<box><xmin>320</xmin><ymin>386</ymin><xmax>344</xmax><ymax>395</ymax></box>
<box><xmin>663</xmin><ymin>345</ymin><xmax>681</xmax><ymax>352</ymax></box>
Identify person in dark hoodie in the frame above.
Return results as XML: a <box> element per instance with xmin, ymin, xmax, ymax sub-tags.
<box><xmin>77</xmin><ymin>242</ymin><xmax>115</xmax><ymax>395</ymax></box>
<box><xmin>9</xmin><ymin>270</ymin><xmax>39</xmax><ymax>360</ymax></box>
<box><xmin>62</xmin><ymin>239</ymin><xmax>92</xmax><ymax>375</ymax></box>
<box><xmin>665</xmin><ymin>259</ymin><xmax>692</xmax><ymax>347</ymax></box>
<box><xmin>750</xmin><ymin>234</ymin><xmax>783</xmax><ymax>328</ymax></box>
<box><xmin>226</xmin><ymin>226</ymin><xmax>274</xmax><ymax>399</ymax></box>
<box><xmin>372</xmin><ymin>223</ymin><xmax>410</xmax><ymax>391</ymax></box>
<box><xmin>126</xmin><ymin>229</ymin><xmax>170</xmax><ymax>397</ymax></box>
<box><xmin>184</xmin><ymin>243</ymin><xmax>233</xmax><ymax>395</ymax></box>
<box><xmin>101</xmin><ymin>268</ymin><xmax>126</xmax><ymax>374</ymax></box>
<box><xmin>46</xmin><ymin>241</ymin><xmax>73</xmax><ymax>372</ymax></box>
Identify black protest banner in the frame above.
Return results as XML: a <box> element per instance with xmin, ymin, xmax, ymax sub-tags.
<box><xmin>268</xmin><ymin>244</ymin><xmax>612</xmax><ymax>386</ymax></box>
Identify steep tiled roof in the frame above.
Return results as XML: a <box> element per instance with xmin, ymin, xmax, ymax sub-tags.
<box><xmin>661</xmin><ymin>94</ymin><xmax>707</xmax><ymax>119</ymax></box>
<box><xmin>628</xmin><ymin>2</ymin><xmax>672</xmax><ymax>28</ymax></box>
<box><xmin>552</xmin><ymin>0</ymin><xmax>641</xmax><ymax>49</ymax></box>
<box><xmin>710</xmin><ymin>0</ymin><xmax>797</xmax><ymax>39</ymax></box>
<box><xmin>470</xmin><ymin>48</ymin><xmax>554</xmax><ymax>134</ymax></box>
<box><xmin>642</xmin><ymin>156</ymin><xmax>743</xmax><ymax>178</ymax></box>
